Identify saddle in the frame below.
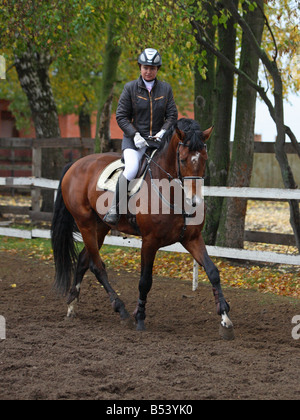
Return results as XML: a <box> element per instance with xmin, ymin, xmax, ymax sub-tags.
<box><xmin>97</xmin><ymin>148</ymin><xmax>158</xmax><ymax>196</ymax></box>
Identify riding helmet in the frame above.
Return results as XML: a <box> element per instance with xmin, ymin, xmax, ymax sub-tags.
<box><xmin>138</xmin><ymin>48</ymin><xmax>162</xmax><ymax>67</ymax></box>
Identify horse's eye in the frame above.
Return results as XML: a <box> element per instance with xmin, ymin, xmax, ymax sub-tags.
<box><xmin>180</xmin><ymin>159</ymin><xmax>187</xmax><ymax>165</ymax></box>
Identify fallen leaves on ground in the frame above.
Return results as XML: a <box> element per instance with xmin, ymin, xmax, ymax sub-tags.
<box><xmin>245</xmin><ymin>200</ymin><xmax>294</xmax><ymax>234</ymax></box>
<box><xmin>100</xmin><ymin>247</ymin><xmax>299</xmax><ymax>299</ymax></box>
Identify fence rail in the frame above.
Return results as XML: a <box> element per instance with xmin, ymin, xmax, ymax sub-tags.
<box><xmin>203</xmin><ymin>186</ymin><xmax>300</xmax><ymax>200</ymax></box>
<box><xmin>1</xmin><ymin>137</ymin><xmax>299</xmax><ymax>181</ymax></box>
<box><xmin>1</xmin><ymin>177</ymin><xmax>299</xmax><ymax>229</ymax></box>
<box><xmin>0</xmin><ymin>137</ymin><xmax>95</xmax><ymax>149</ymax></box>
<box><xmin>1</xmin><ymin>176</ymin><xmax>300</xmax><ymax>199</ymax></box>
<box><xmin>0</xmin><ymin>137</ymin><xmax>95</xmax><ymax>182</ymax></box>
<box><xmin>0</xmin><ymin>176</ymin><xmax>299</xmax><ymax>271</ymax></box>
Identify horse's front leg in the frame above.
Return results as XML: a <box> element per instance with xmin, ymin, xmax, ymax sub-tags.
<box><xmin>182</xmin><ymin>235</ymin><xmax>234</xmax><ymax>340</ymax></box>
<box><xmin>134</xmin><ymin>240</ymin><xmax>158</xmax><ymax>331</ymax></box>
<box><xmin>205</xmin><ymin>252</ymin><xmax>234</xmax><ymax>340</ymax></box>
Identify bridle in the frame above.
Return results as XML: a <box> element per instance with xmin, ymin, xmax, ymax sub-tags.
<box><xmin>145</xmin><ymin>138</ymin><xmax>206</xmax><ymax>184</ymax></box>
<box><xmin>144</xmin><ymin>137</ymin><xmax>206</xmax><ymax>241</ymax></box>
<box><xmin>176</xmin><ymin>141</ymin><xmax>206</xmax><ymax>183</ymax></box>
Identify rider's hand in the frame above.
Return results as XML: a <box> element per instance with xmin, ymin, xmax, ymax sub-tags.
<box><xmin>154</xmin><ymin>129</ymin><xmax>166</xmax><ymax>141</ymax></box>
<box><xmin>134</xmin><ymin>132</ymin><xmax>149</xmax><ymax>149</ymax></box>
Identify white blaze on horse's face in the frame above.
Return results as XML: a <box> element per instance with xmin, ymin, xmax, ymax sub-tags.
<box><xmin>191</xmin><ymin>152</ymin><xmax>201</xmax><ymax>169</ymax></box>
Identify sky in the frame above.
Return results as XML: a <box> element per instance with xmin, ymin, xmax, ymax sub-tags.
<box><xmin>231</xmin><ymin>93</ymin><xmax>300</xmax><ymax>142</ymax></box>
<box><xmin>255</xmin><ymin>93</ymin><xmax>300</xmax><ymax>142</ymax></box>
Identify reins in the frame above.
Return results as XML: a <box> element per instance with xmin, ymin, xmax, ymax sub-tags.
<box><xmin>143</xmin><ymin>137</ymin><xmax>205</xmax><ymax>242</ymax></box>
<box><xmin>144</xmin><ymin>140</ymin><xmax>204</xmax><ymax>183</ymax></box>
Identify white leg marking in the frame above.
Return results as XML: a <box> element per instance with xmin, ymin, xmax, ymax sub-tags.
<box><xmin>221</xmin><ymin>311</ymin><xmax>233</xmax><ymax>329</ymax></box>
<box><xmin>66</xmin><ymin>284</ymin><xmax>81</xmax><ymax>317</ymax></box>
<box><xmin>67</xmin><ymin>301</ymin><xmax>76</xmax><ymax>317</ymax></box>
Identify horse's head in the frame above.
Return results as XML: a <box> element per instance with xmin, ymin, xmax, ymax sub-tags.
<box><xmin>174</xmin><ymin>119</ymin><xmax>213</xmax><ymax>208</ymax></box>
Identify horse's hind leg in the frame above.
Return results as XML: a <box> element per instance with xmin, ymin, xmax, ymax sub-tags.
<box><xmin>77</xmin><ymin>217</ymin><xmax>130</xmax><ymax>321</ymax></box>
<box><xmin>66</xmin><ymin>247</ymin><xmax>89</xmax><ymax>318</ymax></box>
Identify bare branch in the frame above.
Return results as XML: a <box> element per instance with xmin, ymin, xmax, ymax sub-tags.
<box><xmin>285</xmin><ymin>125</ymin><xmax>300</xmax><ymax>158</ymax></box>
<box><xmin>222</xmin><ymin>0</ymin><xmax>300</xmax><ymax>158</ymax></box>
<box><xmin>222</xmin><ymin>0</ymin><xmax>275</xmax><ymax>75</ymax></box>
<box><xmin>256</xmin><ymin>1</ymin><xmax>278</xmax><ymax>60</ymax></box>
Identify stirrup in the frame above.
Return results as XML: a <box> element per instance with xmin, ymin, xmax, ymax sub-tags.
<box><xmin>103</xmin><ymin>206</ymin><xmax>120</xmax><ymax>225</ymax></box>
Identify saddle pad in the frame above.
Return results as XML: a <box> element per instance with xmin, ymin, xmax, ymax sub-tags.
<box><xmin>97</xmin><ymin>158</ymin><xmax>124</xmax><ymax>192</ymax></box>
<box><xmin>96</xmin><ymin>159</ymin><xmax>143</xmax><ymax>197</ymax></box>
<box><xmin>97</xmin><ymin>149</ymin><xmax>157</xmax><ymax>197</ymax></box>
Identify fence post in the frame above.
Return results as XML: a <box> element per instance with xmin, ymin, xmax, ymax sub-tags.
<box><xmin>31</xmin><ymin>145</ymin><xmax>42</xmax><ymax>212</ymax></box>
<box><xmin>193</xmin><ymin>259</ymin><xmax>199</xmax><ymax>291</ymax></box>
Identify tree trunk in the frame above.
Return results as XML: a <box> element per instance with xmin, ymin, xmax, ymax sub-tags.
<box><xmin>99</xmin><ymin>86</ymin><xmax>114</xmax><ymax>153</ymax></box>
<box><xmin>222</xmin><ymin>0</ymin><xmax>300</xmax><ymax>252</ymax></box>
<box><xmin>79</xmin><ymin>102</ymin><xmax>92</xmax><ymax>157</ymax></box>
<box><xmin>14</xmin><ymin>48</ymin><xmax>64</xmax><ymax>211</ymax></box>
<box><xmin>202</xmin><ymin>0</ymin><xmax>238</xmax><ymax>245</ymax></box>
<box><xmin>194</xmin><ymin>0</ymin><xmax>216</xmax><ymax>132</ymax></box>
<box><xmin>192</xmin><ymin>0</ymin><xmax>300</xmax><ymax>252</ymax></box>
<box><xmin>273</xmin><ymin>67</ymin><xmax>300</xmax><ymax>251</ymax></box>
<box><xmin>79</xmin><ymin>105</ymin><xmax>91</xmax><ymax>138</ymax></box>
<box><xmin>94</xmin><ymin>18</ymin><xmax>122</xmax><ymax>153</ymax></box>
<box><xmin>216</xmin><ymin>0</ymin><xmax>265</xmax><ymax>248</ymax></box>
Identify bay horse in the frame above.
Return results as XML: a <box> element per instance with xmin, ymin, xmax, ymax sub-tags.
<box><xmin>51</xmin><ymin>118</ymin><xmax>234</xmax><ymax>340</ymax></box>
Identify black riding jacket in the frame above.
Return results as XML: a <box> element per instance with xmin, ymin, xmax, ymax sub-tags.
<box><xmin>116</xmin><ymin>76</ymin><xmax>178</xmax><ymax>139</ymax></box>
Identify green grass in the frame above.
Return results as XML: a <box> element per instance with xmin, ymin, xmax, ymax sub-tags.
<box><xmin>0</xmin><ymin>235</ymin><xmax>133</xmax><ymax>263</ymax></box>
<box><xmin>0</xmin><ymin>236</ymin><xmax>54</xmax><ymax>258</ymax></box>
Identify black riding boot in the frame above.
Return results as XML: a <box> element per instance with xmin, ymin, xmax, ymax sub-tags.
<box><xmin>103</xmin><ymin>173</ymin><xmax>129</xmax><ymax>225</ymax></box>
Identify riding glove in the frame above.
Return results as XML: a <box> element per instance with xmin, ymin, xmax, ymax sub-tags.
<box><xmin>134</xmin><ymin>132</ymin><xmax>149</xmax><ymax>149</ymax></box>
<box><xmin>155</xmin><ymin>129</ymin><xmax>166</xmax><ymax>141</ymax></box>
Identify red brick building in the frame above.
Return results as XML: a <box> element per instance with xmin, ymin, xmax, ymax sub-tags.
<box><xmin>0</xmin><ymin>99</ymin><xmax>126</xmax><ymax>176</ymax></box>
<box><xmin>0</xmin><ymin>99</ymin><xmax>193</xmax><ymax>176</ymax></box>
<box><xmin>0</xmin><ymin>99</ymin><xmax>123</xmax><ymax>139</ymax></box>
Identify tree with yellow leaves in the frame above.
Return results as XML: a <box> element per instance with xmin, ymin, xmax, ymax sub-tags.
<box><xmin>189</xmin><ymin>0</ymin><xmax>299</xmax><ymax>251</ymax></box>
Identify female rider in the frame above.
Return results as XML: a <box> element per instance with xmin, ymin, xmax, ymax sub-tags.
<box><xmin>104</xmin><ymin>48</ymin><xmax>178</xmax><ymax>225</ymax></box>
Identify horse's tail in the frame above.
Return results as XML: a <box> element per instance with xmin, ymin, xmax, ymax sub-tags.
<box><xmin>51</xmin><ymin>163</ymin><xmax>78</xmax><ymax>296</ymax></box>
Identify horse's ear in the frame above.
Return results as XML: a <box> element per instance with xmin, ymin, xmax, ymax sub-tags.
<box><xmin>176</xmin><ymin>127</ymin><xmax>184</xmax><ymax>141</ymax></box>
<box><xmin>202</xmin><ymin>126</ymin><xmax>214</xmax><ymax>142</ymax></box>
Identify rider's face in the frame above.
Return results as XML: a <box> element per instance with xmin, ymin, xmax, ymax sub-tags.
<box><xmin>140</xmin><ymin>65</ymin><xmax>158</xmax><ymax>81</ymax></box>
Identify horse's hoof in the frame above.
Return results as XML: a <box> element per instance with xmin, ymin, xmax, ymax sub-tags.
<box><xmin>120</xmin><ymin>308</ymin><xmax>130</xmax><ymax>320</ymax></box>
<box><xmin>66</xmin><ymin>306</ymin><xmax>76</xmax><ymax>319</ymax></box>
<box><xmin>121</xmin><ymin>317</ymin><xmax>135</xmax><ymax>329</ymax></box>
<box><xmin>219</xmin><ymin>324</ymin><xmax>235</xmax><ymax>341</ymax></box>
<box><xmin>136</xmin><ymin>320</ymin><xmax>146</xmax><ymax>331</ymax></box>
<box><xmin>112</xmin><ymin>298</ymin><xmax>129</xmax><ymax>319</ymax></box>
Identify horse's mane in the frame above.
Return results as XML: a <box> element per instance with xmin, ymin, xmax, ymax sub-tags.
<box><xmin>159</xmin><ymin>118</ymin><xmax>205</xmax><ymax>153</ymax></box>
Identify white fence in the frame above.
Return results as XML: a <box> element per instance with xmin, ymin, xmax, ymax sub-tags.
<box><xmin>2</xmin><ymin>176</ymin><xmax>300</xmax><ymax>200</ymax></box>
<box><xmin>0</xmin><ymin>177</ymin><xmax>299</xmax><ymax>291</ymax></box>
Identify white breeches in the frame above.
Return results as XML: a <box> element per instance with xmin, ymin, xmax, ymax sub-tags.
<box><xmin>123</xmin><ymin>147</ymin><xmax>147</xmax><ymax>181</ymax></box>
